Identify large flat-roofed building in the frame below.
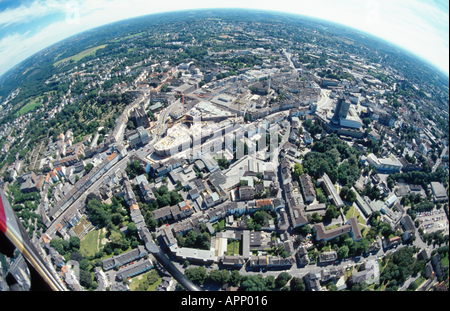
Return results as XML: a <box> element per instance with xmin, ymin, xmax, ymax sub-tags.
<box><xmin>430</xmin><ymin>182</ymin><xmax>448</xmax><ymax>202</ymax></box>
<box><xmin>340</xmin><ymin>115</ymin><xmax>363</xmax><ymax>129</ymax></box>
<box><xmin>317</xmin><ymin>173</ymin><xmax>343</xmax><ymax>208</ymax></box>
<box><xmin>355</xmin><ymin>190</ymin><xmax>373</xmax><ymax>217</ymax></box>
<box><xmin>366</xmin><ymin>153</ymin><xmax>402</xmax><ymax>173</ymax></box>
<box><xmin>202</xmin><ymin>152</ymin><xmax>218</xmax><ymax>172</ymax></box>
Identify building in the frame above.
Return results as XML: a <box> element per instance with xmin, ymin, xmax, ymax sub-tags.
<box><xmin>201</xmin><ymin>152</ymin><xmax>218</xmax><ymax>172</ymax></box>
<box><xmin>382</xmin><ymin>236</ymin><xmax>402</xmax><ymax>249</ymax></box>
<box><xmin>348</xmin><ymin>260</ymin><xmax>380</xmax><ymax>285</ymax></box>
<box><xmin>317</xmin><ymin>173</ymin><xmax>343</xmax><ymax>207</ymax></box>
<box><xmin>101</xmin><ymin>245</ymin><xmax>147</xmax><ymax>271</ymax></box>
<box><xmin>115</xmin><ymin>258</ymin><xmax>153</xmax><ymax>281</ymax></box>
<box><xmin>331</xmin><ymin>96</ymin><xmax>350</xmax><ymax>124</ymax></box>
<box><xmin>314</xmin><ymin>217</ymin><xmax>361</xmax><ymax>242</ymax></box>
<box><xmin>129</xmin><ymin>126</ymin><xmax>151</xmax><ymax>149</ymax></box>
<box><xmin>400</xmin><ymin>215</ymin><xmax>415</xmax><ymax>241</ymax></box>
<box><xmin>319</xmin><ymin>251</ymin><xmax>338</xmax><ymax>264</ymax></box>
<box><xmin>277</xmin><ymin>209</ymin><xmax>290</xmax><ymax>231</ymax></box>
<box><xmin>299</xmin><ymin>174</ymin><xmax>316</xmax><ymax>203</ymax></box>
<box><xmin>314</xmin><ymin>223</ymin><xmax>351</xmax><ymax>241</ymax></box>
<box><xmin>220</xmin><ymin>255</ymin><xmax>246</xmax><ymax>268</ymax></box>
<box><xmin>303</xmin><ymin>132</ymin><xmax>313</xmax><ymax>145</ymax></box>
<box><xmin>430</xmin><ymin>182</ymin><xmax>448</xmax><ymax>202</ymax></box>
<box><xmin>347</xmin><ymin>217</ymin><xmax>362</xmax><ymax>241</ymax></box>
<box><xmin>431</xmin><ymin>253</ymin><xmax>445</xmax><ymax>278</ymax></box>
<box><xmin>366</xmin><ymin>153</ymin><xmax>402</xmax><ymax>173</ymax></box>
<box><xmin>239</xmin><ymin>186</ymin><xmax>255</xmax><ymax>201</ymax></box>
<box><xmin>130</xmin><ymin>106</ymin><xmax>151</xmax><ymax>128</ymax></box>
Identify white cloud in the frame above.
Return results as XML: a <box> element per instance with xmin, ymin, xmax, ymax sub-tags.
<box><xmin>0</xmin><ymin>0</ymin><xmax>66</xmax><ymax>28</ymax></box>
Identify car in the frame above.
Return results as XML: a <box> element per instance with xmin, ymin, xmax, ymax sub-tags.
<box><xmin>147</xmin><ymin>149</ymin><xmax>150</xmax><ymax>152</ymax></box>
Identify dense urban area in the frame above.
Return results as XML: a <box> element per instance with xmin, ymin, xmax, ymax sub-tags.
<box><xmin>0</xmin><ymin>9</ymin><xmax>448</xmax><ymax>292</ymax></box>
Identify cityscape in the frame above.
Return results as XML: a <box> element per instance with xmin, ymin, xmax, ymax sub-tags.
<box><xmin>0</xmin><ymin>7</ymin><xmax>448</xmax><ymax>293</ymax></box>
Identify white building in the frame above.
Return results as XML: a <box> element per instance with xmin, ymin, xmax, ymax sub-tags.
<box><xmin>366</xmin><ymin>153</ymin><xmax>402</xmax><ymax>173</ymax></box>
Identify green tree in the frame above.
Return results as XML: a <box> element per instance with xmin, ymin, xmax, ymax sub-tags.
<box><xmin>79</xmin><ymin>270</ymin><xmax>93</xmax><ymax>288</ymax></box>
<box><xmin>208</xmin><ymin>269</ymin><xmax>230</xmax><ymax>285</ymax></box>
<box><xmin>147</xmin><ymin>269</ymin><xmax>160</xmax><ymax>284</ymax></box>
<box><xmin>337</xmin><ymin>245</ymin><xmax>349</xmax><ymax>259</ymax></box>
<box><xmin>325</xmin><ymin>205</ymin><xmax>339</xmax><ymax>220</ymax></box>
<box><xmin>299</xmin><ymin>224</ymin><xmax>311</xmax><ymax>236</ymax></box>
<box><xmin>127</xmin><ymin>222</ymin><xmax>137</xmax><ymax>236</ymax></box>
<box><xmin>230</xmin><ymin>270</ymin><xmax>242</xmax><ymax>286</ymax></box>
<box><xmin>311</xmin><ymin>212</ymin><xmax>322</xmax><ymax>223</ymax></box>
<box><xmin>293</xmin><ymin>163</ymin><xmax>304</xmax><ymax>179</ymax></box>
<box><xmin>275</xmin><ymin>272</ymin><xmax>292</xmax><ymax>288</ymax></box>
<box><xmin>109</xmin><ymin>231</ymin><xmax>123</xmax><ymax>248</ymax></box>
<box><xmin>185</xmin><ymin>266</ymin><xmax>207</xmax><ymax>285</ymax></box>
<box><xmin>327</xmin><ymin>283</ymin><xmax>338</xmax><ymax>291</ymax></box>
<box><xmin>69</xmin><ymin>236</ymin><xmax>80</xmax><ymax>250</ymax></box>
<box><xmin>290</xmin><ymin>277</ymin><xmax>306</xmax><ymax>291</ymax></box>
<box><xmin>70</xmin><ymin>251</ymin><xmax>83</xmax><ymax>262</ymax></box>
<box><xmin>84</xmin><ymin>163</ymin><xmax>94</xmax><ymax>173</ymax></box>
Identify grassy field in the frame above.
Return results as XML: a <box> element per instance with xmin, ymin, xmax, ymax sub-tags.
<box><xmin>412</xmin><ymin>275</ymin><xmax>426</xmax><ymax>289</ymax></box>
<box><xmin>16</xmin><ymin>96</ymin><xmax>43</xmax><ymax>116</ymax></box>
<box><xmin>325</xmin><ymin>224</ymin><xmax>341</xmax><ymax>230</ymax></box>
<box><xmin>129</xmin><ymin>270</ymin><xmax>162</xmax><ymax>291</ymax></box>
<box><xmin>80</xmin><ymin>229</ymin><xmax>100</xmax><ymax>257</ymax></box>
<box><xmin>53</xmin><ymin>44</ymin><xmax>108</xmax><ymax>67</ymax></box>
<box><xmin>112</xmin><ymin>32</ymin><xmax>146</xmax><ymax>42</ymax></box>
<box><xmin>441</xmin><ymin>252</ymin><xmax>449</xmax><ymax>267</ymax></box>
<box><xmin>226</xmin><ymin>240</ymin><xmax>241</xmax><ymax>256</ymax></box>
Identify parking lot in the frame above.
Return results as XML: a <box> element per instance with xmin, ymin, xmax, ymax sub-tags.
<box><xmin>416</xmin><ymin>209</ymin><xmax>449</xmax><ymax>233</ymax></box>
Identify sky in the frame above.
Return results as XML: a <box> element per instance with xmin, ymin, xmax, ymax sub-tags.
<box><xmin>0</xmin><ymin>0</ymin><xmax>448</xmax><ymax>79</ymax></box>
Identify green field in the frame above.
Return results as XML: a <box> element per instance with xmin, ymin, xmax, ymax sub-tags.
<box><xmin>16</xmin><ymin>96</ymin><xmax>44</xmax><ymax>116</ymax></box>
<box><xmin>226</xmin><ymin>240</ymin><xmax>241</xmax><ymax>256</ymax></box>
<box><xmin>53</xmin><ymin>44</ymin><xmax>108</xmax><ymax>67</ymax></box>
<box><xmin>80</xmin><ymin>229</ymin><xmax>100</xmax><ymax>257</ymax></box>
<box><xmin>129</xmin><ymin>270</ymin><xmax>162</xmax><ymax>291</ymax></box>
<box><xmin>325</xmin><ymin>224</ymin><xmax>341</xmax><ymax>230</ymax></box>
<box><xmin>442</xmin><ymin>253</ymin><xmax>449</xmax><ymax>267</ymax></box>
<box><xmin>112</xmin><ymin>32</ymin><xmax>146</xmax><ymax>42</ymax></box>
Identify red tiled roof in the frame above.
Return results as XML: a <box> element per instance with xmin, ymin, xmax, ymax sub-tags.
<box><xmin>256</xmin><ymin>199</ymin><xmax>272</xmax><ymax>208</ymax></box>
<box><xmin>107</xmin><ymin>152</ymin><xmax>118</xmax><ymax>162</ymax></box>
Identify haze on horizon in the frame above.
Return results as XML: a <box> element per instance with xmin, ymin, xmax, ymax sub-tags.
<box><xmin>0</xmin><ymin>0</ymin><xmax>448</xmax><ymax>80</ymax></box>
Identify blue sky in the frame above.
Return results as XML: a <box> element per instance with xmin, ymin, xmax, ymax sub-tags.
<box><xmin>0</xmin><ymin>0</ymin><xmax>448</xmax><ymax>78</ymax></box>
